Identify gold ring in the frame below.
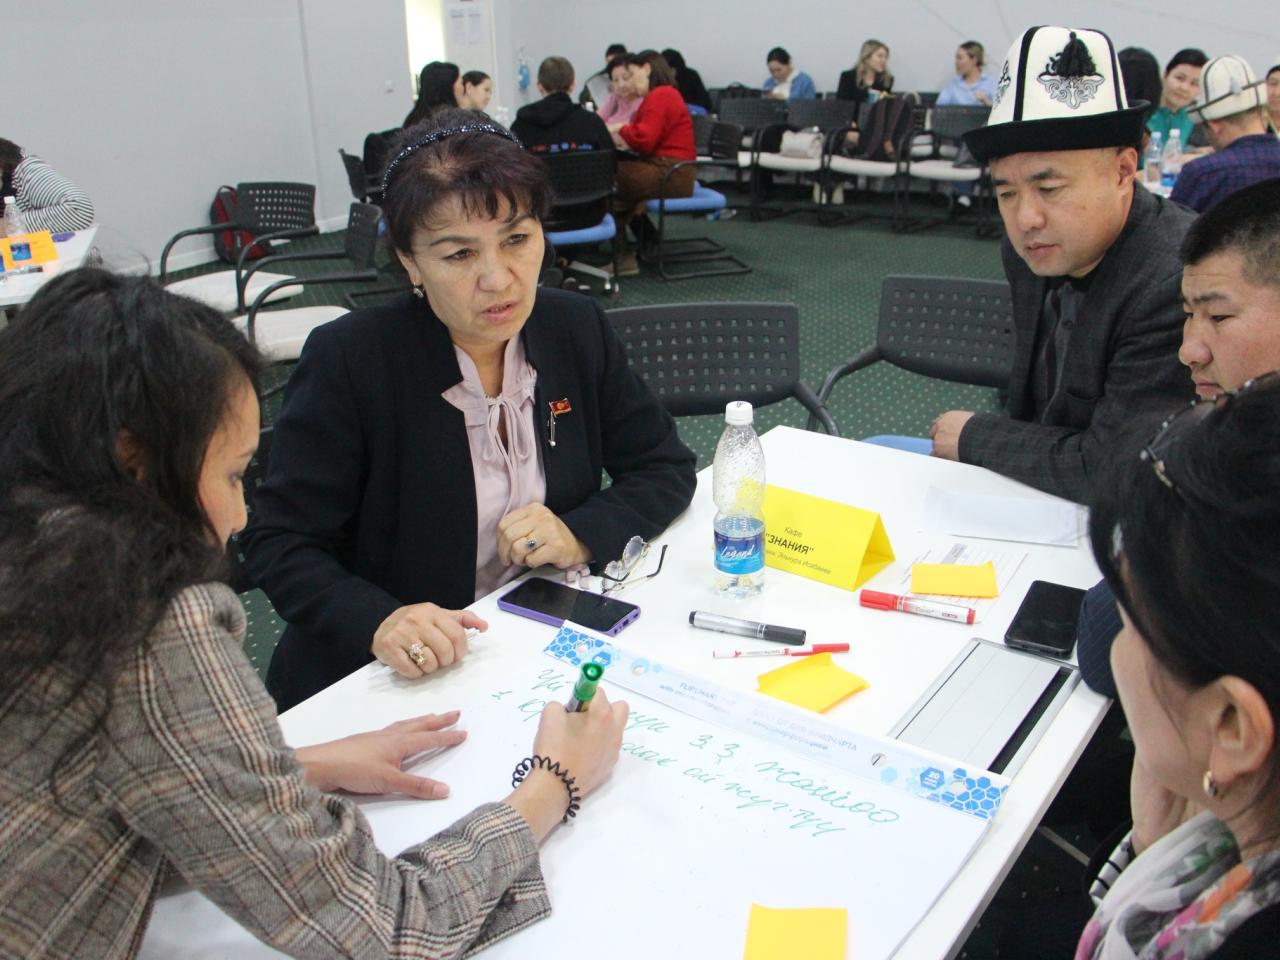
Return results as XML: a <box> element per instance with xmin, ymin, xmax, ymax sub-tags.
<box><xmin>408</xmin><ymin>642</ymin><xmax>426</xmax><ymax>667</ymax></box>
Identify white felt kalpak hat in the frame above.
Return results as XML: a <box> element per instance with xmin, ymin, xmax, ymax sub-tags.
<box><xmin>963</xmin><ymin>26</ymin><xmax>1147</xmax><ymax>162</ymax></box>
<box><xmin>1188</xmin><ymin>55</ymin><xmax>1265</xmax><ymax>122</ymax></box>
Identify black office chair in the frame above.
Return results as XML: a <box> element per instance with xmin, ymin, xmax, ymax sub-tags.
<box><xmin>362</xmin><ymin>127</ymin><xmax>400</xmax><ymax>184</ymax></box>
<box><xmin>541</xmin><ymin>150</ymin><xmax>619</xmax><ymax>293</ymax></box>
<box><xmin>750</xmin><ymin>98</ymin><xmax>858</xmax><ymax>220</ymax></box>
<box><xmin>644</xmin><ymin>122</ymin><xmax>750</xmax><ymax>280</ymax></box>
<box><xmin>229</xmin><ymin>425</ymin><xmax>273</xmax><ymax>593</ymax></box>
<box><xmin>810</xmin><ymin>275</ymin><xmax>1013</xmax><ymax>435</ymax></box>
<box><xmin>339</xmin><ymin>148</ymin><xmax>383</xmax><ymax>204</ymax></box>
<box><xmin>607</xmin><ymin>302</ymin><xmax>839</xmax><ymax>434</ymax></box>
<box><xmin>902</xmin><ymin>105</ymin><xmax>992</xmax><ymax>233</ymax></box>
<box><xmin>160</xmin><ymin>182</ymin><xmax>318</xmax><ymax>314</ymax></box>
<box><xmin>236</xmin><ymin>202</ymin><xmax>381</xmax><ymax>366</ymax></box>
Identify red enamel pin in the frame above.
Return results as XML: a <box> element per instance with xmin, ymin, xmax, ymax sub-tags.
<box><xmin>548</xmin><ymin>398</ymin><xmax>572</xmax><ymax>447</ymax></box>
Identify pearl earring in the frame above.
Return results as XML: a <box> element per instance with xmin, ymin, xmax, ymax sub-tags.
<box><xmin>412</xmin><ymin>285</ymin><xmax>425</xmax><ymax>299</ymax></box>
<box><xmin>1202</xmin><ymin>770</ymin><xmax>1222</xmax><ymax>799</ymax></box>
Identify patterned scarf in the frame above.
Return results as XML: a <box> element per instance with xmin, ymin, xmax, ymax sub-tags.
<box><xmin>1077</xmin><ymin>812</ymin><xmax>1280</xmax><ymax>959</ymax></box>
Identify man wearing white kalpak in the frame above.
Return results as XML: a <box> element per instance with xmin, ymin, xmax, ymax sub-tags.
<box><xmin>928</xmin><ymin>27</ymin><xmax>1195</xmax><ymax>504</ymax></box>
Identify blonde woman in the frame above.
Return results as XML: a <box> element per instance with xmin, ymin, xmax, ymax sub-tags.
<box><xmin>837</xmin><ymin>39</ymin><xmax>894</xmax><ymax>105</ymax></box>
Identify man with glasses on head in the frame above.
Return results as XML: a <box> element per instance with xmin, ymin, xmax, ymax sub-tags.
<box><xmin>1077</xmin><ymin>176</ymin><xmax>1280</xmax><ymax>698</ymax></box>
<box><xmin>928</xmin><ymin>27</ymin><xmax>1196</xmax><ymax>505</ymax></box>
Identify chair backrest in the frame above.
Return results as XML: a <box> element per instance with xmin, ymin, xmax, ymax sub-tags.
<box><xmin>362</xmin><ymin>127</ymin><xmax>400</xmax><ymax>180</ymax></box>
<box><xmin>718</xmin><ymin>96</ymin><xmax>787</xmax><ymax>132</ymax></box>
<box><xmin>607</xmin><ymin>302</ymin><xmax>805</xmax><ymax>417</ymax></box>
<box><xmin>691</xmin><ymin>113</ymin><xmax>716</xmax><ymax>155</ymax></box>
<box><xmin>877</xmin><ymin>275</ymin><xmax>1014</xmax><ymax>388</ymax></box>
<box><xmin>929</xmin><ymin>104</ymin><xmax>990</xmax><ymax>142</ymax></box>
<box><xmin>343</xmin><ymin>202</ymin><xmax>384</xmax><ymax>267</ymax></box>
<box><xmin>785</xmin><ymin>98</ymin><xmax>857</xmax><ymax>132</ymax></box>
<box><xmin>339</xmin><ymin>148</ymin><xmax>373</xmax><ymax>201</ymax></box>
<box><xmin>707</xmin><ymin>121</ymin><xmax>743</xmax><ymax>161</ymax></box>
<box><xmin>235</xmin><ymin>182</ymin><xmax>316</xmax><ymax>233</ymax></box>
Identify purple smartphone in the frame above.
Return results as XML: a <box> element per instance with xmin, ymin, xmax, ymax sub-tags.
<box><xmin>497</xmin><ymin>577</ymin><xmax>641</xmax><ymax>636</ymax></box>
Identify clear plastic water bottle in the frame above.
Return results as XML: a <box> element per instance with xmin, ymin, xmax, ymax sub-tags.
<box><xmin>1145</xmin><ymin>131</ymin><xmax>1163</xmax><ymax>183</ymax></box>
<box><xmin>1160</xmin><ymin>129</ymin><xmax>1183</xmax><ymax>189</ymax></box>
<box><xmin>713</xmin><ymin>401</ymin><xmax>766</xmax><ymax>598</ymax></box>
<box><xmin>3</xmin><ymin>197</ymin><xmax>26</xmax><ymax>237</ymax></box>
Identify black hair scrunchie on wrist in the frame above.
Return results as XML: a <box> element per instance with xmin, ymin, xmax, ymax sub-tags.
<box><xmin>512</xmin><ymin>754</ymin><xmax>582</xmax><ymax>823</ymax></box>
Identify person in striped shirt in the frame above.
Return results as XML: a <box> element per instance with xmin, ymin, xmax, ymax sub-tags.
<box><xmin>0</xmin><ymin>137</ymin><xmax>95</xmax><ymax>233</ymax></box>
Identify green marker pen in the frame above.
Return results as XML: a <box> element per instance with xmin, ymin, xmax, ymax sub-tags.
<box><xmin>565</xmin><ymin>662</ymin><xmax>604</xmax><ymax>713</ymax></box>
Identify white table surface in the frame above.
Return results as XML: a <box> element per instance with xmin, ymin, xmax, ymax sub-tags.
<box><xmin>0</xmin><ymin>225</ymin><xmax>99</xmax><ymax>309</ymax></box>
<box><xmin>143</xmin><ymin>425</ymin><xmax>1108</xmax><ymax>959</ymax></box>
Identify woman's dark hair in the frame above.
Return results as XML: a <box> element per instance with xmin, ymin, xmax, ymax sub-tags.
<box><xmin>1119</xmin><ymin>47</ymin><xmax>1162</xmax><ymax>116</ymax></box>
<box><xmin>403</xmin><ymin>61</ymin><xmax>461</xmax><ymax>128</ymax></box>
<box><xmin>959</xmin><ymin>41</ymin><xmax>985</xmax><ymax>69</ymax></box>
<box><xmin>1089</xmin><ymin>376</ymin><xmax>1280</xmax><ymax>831</ymax></box>
<box><xmin>1165</xmin><ymin>48</ymin><xmax>1208</xmax><ymax>76</ymax></box>
<box><xmin>382</xmin><ymin>108</ymin><xmax>552</xmax><ymax>254</ymax></box>
<box><xmin>661</xmin><ymin>48</ymin><xmax>687</xmax><ymax>72</ymax></box>
<box><xmin>461</xmin><ymin>69</ymin><xmax>490</xmax><ymax>88</ymax></box>
<box><xmin>606</xmin><ymin>55</ymin><xmax>629</xmax><ymax>80</ymax></box>
<box><xmin>0</xmin><ymin>137</ymin><xmax>21</xmax><ymax>197</ymax></box>
<box><xmin>766</xmin><ymin>47</ymin><xmax>791</xmax><ymax>66</ymax></box>
<box><xmin>626</xmin><ymin>50</ymin><xmax>676</xmax><ymax>89</ymax></box>
<box><xmin>0</xmin><ymin>268</ymin><xmax>263</xmax><ymax>794</ymax></box>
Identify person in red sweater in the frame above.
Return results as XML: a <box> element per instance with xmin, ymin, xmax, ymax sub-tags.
<box><xmin>606</xmin><ymin>49</ymin><xmax>696</xmax><ymax>275</ymax></box>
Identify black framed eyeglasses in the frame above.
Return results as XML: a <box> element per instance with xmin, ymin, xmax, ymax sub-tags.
<box><xmin>598</xmin><ymin>536</ymin><xmax>667</xmax><ymax>594</ymax></box>
<box><xmin>1140</xmin><ymin>372</ymin><xmax>1279</xmax><ymax>492</ymax></box>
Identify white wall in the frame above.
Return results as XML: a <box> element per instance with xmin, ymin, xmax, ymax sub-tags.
<box><xmin>488</xmin><ymin>0</ymin><xmax>1280</xmax><ymax>114</ymax></box>
<box><xmin>8</xmin><ymin>2</ymin><xmax>1278</xmax><ymax>272</ymax></box>
<box><xmin>9</xmin><ymin>0</ymin><xmax>410</xmax><ymax>273</ymax></box>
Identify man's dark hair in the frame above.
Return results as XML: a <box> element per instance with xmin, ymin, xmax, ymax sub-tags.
<box><xmin>1165</xmin><ymin>48</ymin><xmax>1208</xmax><ymax>76</ymax></box>
<box><xmin>606</xmin><ymin>43</ymin><xmax>627</xmax><ymax>59</ymax></box>
<box><xmin>626</xmin><ymin>50</ymin><xmax>676</xmax><ymax>89</ymax></box>
<box><xmin>0</xmin><ymin>268</ymin><xmax>263</xmax><ymax>798</ymax></box>
<box><xmin>767</xmin><ymin>47</ymin><xmax>792</xmax><ymax>66</ymax></box>
<box><xmin>382</xmin><ymin>108</ymin><xmax>551</xmax><ymax>254</ymax></box>
<box><xmin>1090</xmin><ymin>374</ymin><xmax>1280</xmax><ymax>838</ymax></box>
<box><xmin>538</xmin><ymin>56</ymin><xmax>575</xmax><ymax>94</ymax></box>
<box><xmin>1180</xmin><ymin>177</ymin><xmax>1280</xmax><ymax>293</ymax></box>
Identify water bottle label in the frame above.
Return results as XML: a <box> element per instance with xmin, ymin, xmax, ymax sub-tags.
<box><xmin>714</xmin><ymin>529</ymin><xmax>765</xmax><ymax>575</ymax></box>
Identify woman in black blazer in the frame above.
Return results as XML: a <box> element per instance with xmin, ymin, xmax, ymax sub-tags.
<box><xmin>242</xmin><ymin>110</ymin><xmax>697</xmax><ymax>711</ymax></box>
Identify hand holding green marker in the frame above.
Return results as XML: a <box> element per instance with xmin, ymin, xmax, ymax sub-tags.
<box><xmin>565</xmin><ymin>662</ymin><xmax>604</xmax><ymax>712</ymax></box>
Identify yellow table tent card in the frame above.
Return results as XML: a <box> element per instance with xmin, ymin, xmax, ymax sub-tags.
<box><xmin>0</xmin><ymin>231</ymin><xmax>58</xmax><ymax>272</ymax></box>
<box><xmin>762</xmin><ymin>485</ymin><xmax>894</xmax><ymax>591</ymax></box>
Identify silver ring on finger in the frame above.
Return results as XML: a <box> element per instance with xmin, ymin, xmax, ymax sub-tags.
<box><xmin>408</xmin><ymin>641</ymin><xmax>427</xmax><ymax>667</ymax></box>
<box><xmin>524</xmin><ymin>537</ymin><xmax>538</xmax><ymax>551</ymax></box>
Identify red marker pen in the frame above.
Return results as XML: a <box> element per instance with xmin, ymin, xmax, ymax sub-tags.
<box><xmin>711</xmin><ymin>643</ymin><xmax>849</xmax><ymax>659</ymax></box>
<box><xmin>860</xmin><ymin>589</ymin><xmax>976</xmax><ymax>625</ymax></box>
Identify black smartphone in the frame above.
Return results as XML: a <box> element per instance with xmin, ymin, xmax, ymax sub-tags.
<box><xmin>1003</xmin><ymin>580</ymin><xmax>1086</xmax><ymax>659</ymax></box>
<box><xmin>497</xmin><ymin>577</ymin><xmax>641</xmax><ymax>636</ymax></box>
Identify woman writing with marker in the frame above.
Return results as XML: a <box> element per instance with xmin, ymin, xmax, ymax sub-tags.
<box><xmin>242</xmin><ymin>109</ymin><xmax>696</xmax><ymax>710</ymax></box>
<box><xmin>0</xmin><ymin>267</ymin><xmax>630</xmax><ymax>957</ymax></box>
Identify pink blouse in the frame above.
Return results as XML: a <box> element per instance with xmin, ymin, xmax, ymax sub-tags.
<box><xmin>442</xmin><ymin>338</ymin><xmax>547</xmax><ymax>599</ymax></box>
<box><xmin>598</xmin><ymin>92</ymin><xmax>642</xmax><ymax>126</ymax></box>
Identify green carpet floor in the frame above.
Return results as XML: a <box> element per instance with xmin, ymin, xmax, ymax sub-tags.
<box><xmin>174</xmin><ymin>192</ymin><xmax>1101</xmax><ymax>959</ymax></box>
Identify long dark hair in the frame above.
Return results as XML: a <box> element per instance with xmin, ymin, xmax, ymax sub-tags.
<box><xmin>0</xmin><ymin>269</ymin><xmax>263</xmax><ymax>790</ymax></box>
<box><xmin>0</xmin><ymin>137</ymin><xmax>21</xmax><ymax>198</ymax></box>
<box><xmin>404</xmin><ymin>61</ymin><xmax>461</xmax><ymax>128</ymax></box>
<box><xmin>382</xmin><ymin>108</ymin><xmax>551</xmax><ymax>255</ymax></box>
<box><xmin>1090</xmin><ymin>376</ymin><xmax>1280</xmax><ymax>829</ymax></box>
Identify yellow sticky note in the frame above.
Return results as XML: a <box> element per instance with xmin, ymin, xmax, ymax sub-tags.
<box><xmin>910</xmin><ymin>561</ymin><xmax>998</xmax><ymax>598</ymax></box>
<box><xmin>756</xmin><ymin>653</ymin><xmax>867</xmax><ymax>713</ymax></box>
<box><xmin>762</xmin><ymin>485</ymin><xmax>895</xmax><ymax>592</ymax></box>
<box><xmin>743</xmin><ymin>903</ymin><xmax>847</xmax><ymax>960</ymax></box>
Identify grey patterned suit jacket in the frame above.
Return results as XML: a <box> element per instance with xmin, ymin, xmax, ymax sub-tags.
<box><xmin>958</xmin><ymin>185</ymin><xmax>1197</xmax><ymax>504</ymax></box>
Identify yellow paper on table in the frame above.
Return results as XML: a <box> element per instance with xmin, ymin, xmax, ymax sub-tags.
<box><xmin>910</xmin><ymin>561</ymin><xmax>999</xmax><ymax>598</ymax></box>
<box><xmin>762</xmin><ymin>484</ymin><xmax>895</xmax><ymax>592</ymax></box>
<box><xmin>0</xmin><ymin>231</ymin><xmax>58</xmax><ymax>271</ymax></box>
<box><xmin>756</xmin><ymin>653</ymin><xmax>868</xmax><ymax>713</ymax></box>
<box><xmin>743</xmin><ymin>903</ymin><xmax>847</xmax><ymax>960</ymax></box>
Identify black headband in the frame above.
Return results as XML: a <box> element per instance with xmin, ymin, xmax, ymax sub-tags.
<box><xmin>381</xmin><ymin>122</ymin><xmax>523</xmax><ymax>195</ymax></box>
